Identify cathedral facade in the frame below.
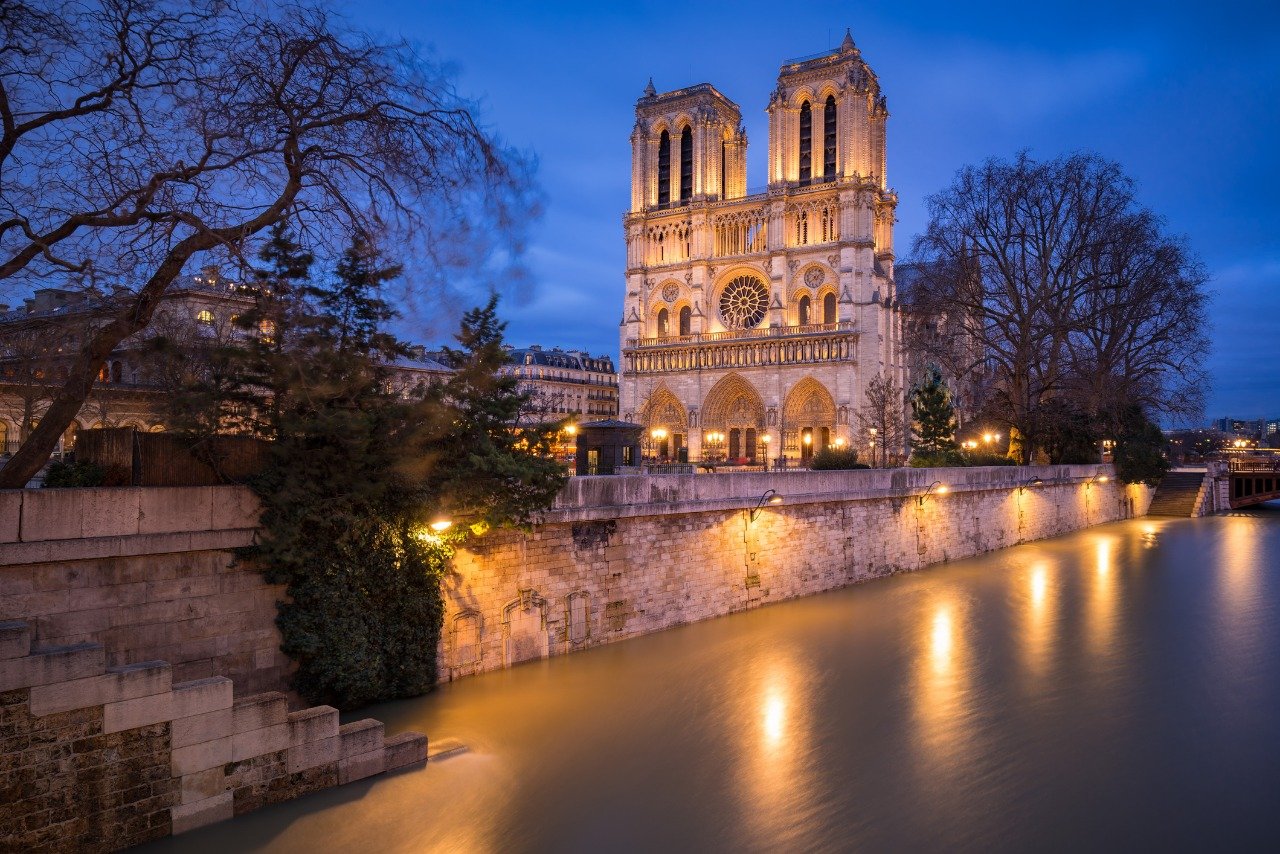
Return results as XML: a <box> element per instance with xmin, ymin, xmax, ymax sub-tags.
<box><xmin>619</xmin><ymin>31</ymin><xmax>905</xmax><ymax>465</ymax></box>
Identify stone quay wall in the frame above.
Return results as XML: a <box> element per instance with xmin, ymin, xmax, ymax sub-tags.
<box><xmin>0</xmin><ymin>619</ymin><xmax>427</xmax><ymax>852</ymax></box>
<box><xmin>0</xmin><ymin>486</ymin><xmax>286</xmax><ymax>695</ymax></box>
<box><xmin>441</xmin><ymin>464</ymin><xmax>1152</xmax><ymax>680</ymax></box>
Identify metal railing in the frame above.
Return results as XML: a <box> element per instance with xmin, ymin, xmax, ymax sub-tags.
<box><xmin>627</xmin><ymin>321</ymin><xmax>856</xmax><ymax>348</ymax></box>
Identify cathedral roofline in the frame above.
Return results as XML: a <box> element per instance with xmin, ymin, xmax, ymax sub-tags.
<box><xmin>638</xmin><ymin>82</ymin><xmax>740</xmax><ymax>116</ymax></box>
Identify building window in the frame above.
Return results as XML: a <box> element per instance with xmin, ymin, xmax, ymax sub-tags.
<box><xmin>195</xmin><ymin>309</ymin><xmax>215</xmax><ymax>326</ymax></box>
<box><xmin>679</xmin><ymin>305</ymin><xmax>691</xmax><ymax>336</ymax></box>
<box><xmin>680</xmin><ymin>126</ymin><xmax>693</xmax><ymax>203</ymax></box>
<box><xmin>259</xmin><ymin>319</ymin><xmax>276</xmax><ymax>342</ymax></box>
<box><xmin>823</xmin><ymin>292</ymin><xmax>837</xmax><ymax>324</ymax></box>
<box><xmin>798</xmin><ymin>295</ymin><xmax>811</xmax><ymax>326</ymax></box>
<box><xmin>798</xmin><ymin>100</ymin><xmax>812</xmax><ymax>184</ymax></box>
<box><xmin>823</xmin><ymin>95</ymin><xmax>837</xmax><ymax>179</ymax></box>
<box><xmin>657</xmin><ymin>130</ymin><xmax>671</xmax><ymax>207</ymax></box>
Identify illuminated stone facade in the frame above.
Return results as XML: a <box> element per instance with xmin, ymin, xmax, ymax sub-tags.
<box><xmin>620</xmin><ymin>31</ymin><xmax>905</xmax><ymax>465</ymax></box>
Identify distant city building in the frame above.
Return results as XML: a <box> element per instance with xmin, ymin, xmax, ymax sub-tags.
<box><xmin>0</xmin><ymin>272</ymin><xmax>257</xmax><ymax>454</ymax></box>
<box><xmin>618</xmin><ymin>31</ymin><xmax>905</xmax><ymax>465</ymax></box>
<box><xmin>502</xmin><ymin>345</ymin><xmax>619</xmax><ymax>422</ymax></box>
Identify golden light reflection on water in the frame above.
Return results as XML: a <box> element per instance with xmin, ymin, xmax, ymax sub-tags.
<box><xmin>1217</xmin><ymin>519</ymin><xmax>1262</xmax><ymax>688</ymax></box>
<box><xmin>931</xmin><ymin>607</ymin><xmax>953</xmax><ymax>675</ymax></box>
<box><xmin>739</xmin><ymin>653</ymin><xmax>817</xmax><ymax>846</ymax></box>
<box><xmin>1086</xmin><ymin>536</ymin><xmax>1119</xmax><ymax>656</ymax></box>
<box><xmin>1022</xmin><ymin>561</ymin><xmax>1056</xmax><ymax>678</ymax></box>
<box><xmin>912</xmin><ymin>596</ymin><xmax>974</xmax><ymax>778</ymax></box>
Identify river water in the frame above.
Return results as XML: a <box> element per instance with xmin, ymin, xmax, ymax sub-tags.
<box><xmin>145</xmin><ymin>507</ymin><xmax>1280</xmax><ymax>852</ymax></box>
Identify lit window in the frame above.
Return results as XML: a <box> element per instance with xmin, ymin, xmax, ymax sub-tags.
<box><xmin>195</xmin><ymin>310</ymin><xmax>215</xmax><ymax>326</ymax></box>
<box><xmin>259</xmin><ymin>319</ymin><xmax>276</xmax><ymax>342</ymax></box>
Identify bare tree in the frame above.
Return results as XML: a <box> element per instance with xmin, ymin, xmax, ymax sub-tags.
<box><xmin>0</xmin><ymin>1</ymin><xmax>533</xmax><ymax>486</ymax></box>
<box><xmin>857</xmin><ymin>370</ymin><xmax>905</xmax><ymax>468</ymax></box>
<box><xmin>905</xmin><ymin>152</ymin><xmax>1209</xmax><ymax>462</ymax></box>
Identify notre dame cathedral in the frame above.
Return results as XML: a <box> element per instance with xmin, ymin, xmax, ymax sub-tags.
<box><xmin>619</xmin><ymin>30</ymin><xmax>905</xmax><ymax>465</ymax></box>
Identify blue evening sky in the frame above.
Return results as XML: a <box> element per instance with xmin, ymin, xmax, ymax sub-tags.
<box><xmin>357</xmin><ymin>0</ymin><xmax>1280</xmax><ymax>423</ymax></box>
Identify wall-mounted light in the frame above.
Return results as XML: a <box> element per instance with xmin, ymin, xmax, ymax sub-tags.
<box><xmin>429</xmin><ymin>517</ymin><xmax>453</xmax><ymax>532</ymax></box>
<box><xmin>1086</xmin><ymin>474</ymin><xmax>1109</xmax><ymax>489</ymax></box>
<box><xmin>750</xmin><ymin>488</ymin><xmax>785</xmax><ymax>522</ymax></box>
<box><xmin>917</xmin><ymin>480</ymin><xmax>949</xmax><ymax>506</ymax></box>
<box><xmin>1018</xmin><ymin>477</ymin><xmax>1044</xmax><ymax>494</ymax></box>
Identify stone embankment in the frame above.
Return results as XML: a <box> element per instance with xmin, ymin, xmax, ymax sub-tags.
<box><xmin>0</xmin><ymin>619</ymin><xmax>426</xmax><ymax>851</ymax></box>
<box><xmin>441</xmin><ymin>464</ymin><xmax>1152</xmax><ymax>679</ymax></box>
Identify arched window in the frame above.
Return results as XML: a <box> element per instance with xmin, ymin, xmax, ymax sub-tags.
<box><xmin>823</xmin><ymin>292</ymin><xmax>837</xmax><ymax>324</ymax></box>
<box><xmin>195</xmin><ymin>309</ymin><xmax>215</xmax><ymax>326</ymax></box>
<box><xmin>680</xmin><ymin>126</ymin><xmax>693</xmax><ymax>203</ymax></box>
<box><xmin>110</xmin><ymin>361</ymin><xmax>122</xmax><ymax>384</ymax></box>
<box><xmin>679</xmin><ymin>305</ymin><xmax>692</xmax><ymax>336</ymax></box>
<box><xmin>823</xmin><ymin>95</ymin><xmax>837</xmax><ymax>179</ymax></box>
<box><xmin>798</xmin><ymin>295</ymin><xmax>811</xmax><ymax>326</ymax></box>
<box><xmin>657</xmin><ymin>308</ymin><xmax>669</xmax><ymax>337</ymax></box>
<box><xmin>720</xmin><ymin>140</ymin><xmax>727</xmax><ymax>198</ymax></box>
<box><xmin>657</xmin><ymin>130</ymin><xmax>671</xmax><ymax>207</ymax></box>
<box><xmin>798</xmin><ymin>100</ymin><xmax>812</xmax><ymax>184</ymax></box>
<box><xmin>795</xmin><ymin>210</ymin><xmax>808</xmax><ymax>245</ymax></box>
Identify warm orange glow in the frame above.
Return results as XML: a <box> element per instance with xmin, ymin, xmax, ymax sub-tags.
<box><xmin>429</xmin><ymin>518</ymin><xmax>453</xmax><ymax>533</ymax></box>
<box><xmin>931</xmin><ymin>607</ymin><xmax>953</xmax><ymax>674</ymax></box>
<box><xmin>936</xmin><ymin>484</ymin><xmax>949</xmax><ymax>495</ymax></box>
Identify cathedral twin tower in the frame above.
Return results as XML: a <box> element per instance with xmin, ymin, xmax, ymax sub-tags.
<box><xmin>619</xmin><ymin>30</ymin><xmax>904</xmax><ymax>465</ymax></box>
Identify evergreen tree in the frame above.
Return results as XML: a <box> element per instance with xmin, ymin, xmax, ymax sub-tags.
<box><xmin>412</xmin><ymin>296</ymin><xmax>568</xmax><ymax>529</ymax></box>
<box><xmin>910</xmin><ymin>365</ymin><xmax>959</xmax><ymax>458</ymax></box>
<box><xmin>235</xmin><ymin>222</ymin><xmax>314</xmax><ymax>438</ymax></box>
<box><xmin>1111</xmin><ymin>405</ymin><xmax>1171</xmax><ymax>486</ymax></box>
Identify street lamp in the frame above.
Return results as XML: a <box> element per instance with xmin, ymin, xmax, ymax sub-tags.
<box><xmin>750</xmin><ymin>488</ymin><xmax>785</xmax><ymax>522</ymax></box>
<box><xmin>1018</xmin><ymin>476</ymin><xmax>1044</xmax><ymax>494</ymax></box>
<box><xmin>1086</xmin><ymin>474</ymin><xmax>1109</xmax><ymax>488</ymax></box>
<box><xmin>917</xmin><ymin>480</ymin><xmax>950</xmax><ymax>507</ymax></box>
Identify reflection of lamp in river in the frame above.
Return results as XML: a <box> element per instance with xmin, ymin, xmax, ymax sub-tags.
<box><xmin>931</xmin><ymin>607</ymin><xmax>953</xmax><ymax>674</ymax></box>
<box><xmin>763</xmin><ymin>694</ymin><xmax>785</xmax><ymax>743</ymax></box>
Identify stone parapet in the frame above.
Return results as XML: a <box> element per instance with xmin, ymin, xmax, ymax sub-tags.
<box><xmin>0</xmin><ymin>623</ymin><xmax>427</xmax><ymax>852</ymax></box>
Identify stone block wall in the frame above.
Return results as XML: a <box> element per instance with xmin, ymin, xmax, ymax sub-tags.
<box><xmin>0</xmin><ymin>620</ymin><xmax>426</xmax><ymax>852</ymax></box>
<box><xmin>0</xmin><ymin>486</ymin><xmax>287</xmax><ymax>694</ymax></box>
<box><xmin>440</xmin><ymin>465</ymin><xmax>1152</xmax><ymax>680</ymax></box>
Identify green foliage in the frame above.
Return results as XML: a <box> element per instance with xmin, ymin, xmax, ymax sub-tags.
<box><xmin>244</xmin><ymin>240</ymin><xmax>563</xmax><ymax>709</ymax></box>
<box><xmin>414</xmin><ymin>297</ymin><xmax>568</xmax><ymax>530</ymax></box>
<box><xmin>910</xmin><ymin>450</ymin><xmax>1016</xmax><ymax>468</ymax></box>
<box><xmin>42</xmin><ymin>459</ymin><xmax>104</xmax><ymax>488</ymax></box>
<box><xmin>810</xmin><ymin>447</ymin><xmax>868</xmax><ymax>470</ymax></box>
<box><xmin>1112</xmin><ymin>405</ymin><xmax>1171</xmax><ymax>486</ymax></box>
<box><xmin>961</xmin><ymin>451</ymin><xmax>1018</xmax><ymax>467</ymax></box>
<box><xmin>910</xmin><ymin>365</ymin><xmax>958</xmax><ymax>457</ymax></box>
<box><xmin>1031</xmin><ymin>398</ymin><xmax>1100</xmax><ymax>464</ymax></box>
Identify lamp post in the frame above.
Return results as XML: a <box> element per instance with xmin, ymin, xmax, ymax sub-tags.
<box><xmin>761</xmin><ymin>433</ymin><xmax>771</xmax><ymax>468</ymax></box>
<box><xmin>750</xmin><ymin>488</ymin><xmax>785</xmax><ymax>522</ymax></box>
<box><xmin>917</xmin><ymin>480</ymin><xmax>949</xmax><ymax>507</ymax></box>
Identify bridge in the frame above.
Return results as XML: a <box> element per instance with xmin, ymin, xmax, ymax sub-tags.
<box><xmin>1226</xmin><ymin>457</ymin><xmax>1280</xmax><ymax>509</ymax></box>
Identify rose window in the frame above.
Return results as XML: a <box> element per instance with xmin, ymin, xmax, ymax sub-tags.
<box><xmin>662</xmin><ymin>282</ymin><xmax>680</xmax><ymax>303</ymax></box>
<box><xmin>718</xmin><ymin>276</ymin><xmax>769</xmax><ymax>329</ymax></box>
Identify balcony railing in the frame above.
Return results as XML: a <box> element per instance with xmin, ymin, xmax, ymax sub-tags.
<box><xmin>627</xmin><ymin>321</ymin><xmax>856</xmax><ymax>348</ymax></box>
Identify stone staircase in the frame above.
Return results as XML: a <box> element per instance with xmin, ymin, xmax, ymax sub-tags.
<box><xmin>1147</xmin><ymin>471</ymin><xmax>1207</xmax><ymax>517</ymax></box>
